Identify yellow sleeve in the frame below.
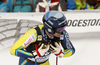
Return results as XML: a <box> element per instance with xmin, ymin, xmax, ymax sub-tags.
<box><xmin>63</xmin><ymin>49</ymin><xmax>75</xmax><ymax>58</ymax></box>
<box><xmin>10</xmin><ymin>28</ymin><xmax>37</xmax><ymax>58</ymax></box>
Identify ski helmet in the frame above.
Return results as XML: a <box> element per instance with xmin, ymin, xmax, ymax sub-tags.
<box><xmin>42</xmin><ymin>11</ymin><xmax>67</xmax><ymax>34</ymax></box>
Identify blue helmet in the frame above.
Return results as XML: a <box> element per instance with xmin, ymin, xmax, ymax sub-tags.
<box><xmin>43</xmin><ymin>11</ymin><xmax>67</xmax><ymax>34</ymax></box>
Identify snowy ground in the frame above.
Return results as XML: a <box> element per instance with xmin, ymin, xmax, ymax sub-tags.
<box><xmin>0</xmin><ymin>19</ymin><xmax>100</xmax><ymax>65</ymax></box>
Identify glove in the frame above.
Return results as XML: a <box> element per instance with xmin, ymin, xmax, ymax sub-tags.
<box><xmin>50</xmin><ymin>42</ymin><xmax>64</xmax><ymax>58</ymax></box>
<box><xmin>32</xmin><ymin>43</ymin><xmax>50</xmax><ymax>59</ymax></box>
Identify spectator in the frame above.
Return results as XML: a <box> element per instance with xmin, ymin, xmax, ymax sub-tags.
<box><xmin>67</xmin><ymin>0</ymin><xmax>86</xmax><ymax>10</ymax></box>
<box><xmin>35</xmin><ymin>0</ymin><xmax>67</xmax><ymax>12</ymax></box>
<box><xmin>67</xmin><ymin>0</ymin><xmax>76</xmax><ymax>10</ymax></box>
<box><xmin>85</xmin><ymin>0</ymin><xmax>100</xmax><ymax>9</ymax></box>
<box><xmin>0</xmin><ymin>0</ymin><xmax>8</xmax><ymax>12</ymax></box>
<box><xmin>75</xmin><ymin>0</ymin><xmax>86</xmax><ymax>10</ymax></box>
<box><xmin>9</xmin><ymin>0</ymin><xmax>34</xmax><ymax>12</ymax></box>
<box><xmin>7</xmin><ymin>0</ymin><xmax>11</xmax><ymax>9</ymax></box>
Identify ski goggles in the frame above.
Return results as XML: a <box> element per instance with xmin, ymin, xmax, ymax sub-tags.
<box><xmin>55</xmin><ymin>26</ymin><xmax>66</xmax><ymax>33</ymax></box>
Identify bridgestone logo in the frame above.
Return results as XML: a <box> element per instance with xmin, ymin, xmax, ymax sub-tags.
<box><xmin>67</xmin><ymin>19</ymin><xmax>100</xmax><ymax>27</ymax></box>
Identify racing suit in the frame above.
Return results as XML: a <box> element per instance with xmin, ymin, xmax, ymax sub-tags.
<box><xmin>10</xmin><ymin>24</ymin><xmax>75</xmax><ymax>65</ymax></box>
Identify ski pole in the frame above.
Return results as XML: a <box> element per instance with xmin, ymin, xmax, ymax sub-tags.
<box><xmin>46</xmin><ymin>0</ymin><xmax>51</xmax><ymax>12</ymax></box>
<box><xmin>56</xmin><ymin>57</ymin><xmax>58</xmax><ymax>65</ymax></box>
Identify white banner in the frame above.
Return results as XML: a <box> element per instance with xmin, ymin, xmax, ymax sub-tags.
<box><xmin>0</xmin><ymin>11</ymin><xmax>100</xmax><ymax>33</ymax></box>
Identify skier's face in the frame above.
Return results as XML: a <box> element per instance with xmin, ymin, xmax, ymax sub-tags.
<box><xmin>45</xmin><ymin>26</ymin><xmax>66</xmax><ymax>38</ymax></box>
<box><xmin>53</xmin><ymin>26</ymin><xmax>66</xmax><ymax>37</ymax></box>
<box><xmin>53</xmin><ymin>32</ymin><xmax>61</xmax><ymax>37</ymax></box>
<box><xmin>55</xmin><ymin>26</ymin><xmax>66</xmax><ymax>33</ymax></box>
<box><xmin>45</xmin><ymin>30</ymin><xmax>61</xmax><ymax>38</ymax></box>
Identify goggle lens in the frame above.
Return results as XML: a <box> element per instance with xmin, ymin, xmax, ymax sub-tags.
<box><xmin>56</xmin><ymin>26</ymin><xmax>66</xmax><ymax>33</ymax></box>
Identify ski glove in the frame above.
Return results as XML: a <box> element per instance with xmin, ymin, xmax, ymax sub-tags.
<box><xmin>50</xmin><ymin>42</ymin><xmax>64</xmax><ymax>58</ymax></box>
<box><xmin>32</xmin><ymin>43</ymin><xmax>50</xmax><ymax>59</ymax></box>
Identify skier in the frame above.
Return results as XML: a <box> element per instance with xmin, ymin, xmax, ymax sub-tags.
<box><xmin>10</xmin><ymin>11</ymin><xmax>75</xmax><ymax>65</ymax></box>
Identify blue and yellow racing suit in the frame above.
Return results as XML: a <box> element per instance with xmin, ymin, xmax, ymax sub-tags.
<box><xmin>10</xmin><ymin>25</ymin><xmax>75</xmax><ymax>65</ymax></box>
